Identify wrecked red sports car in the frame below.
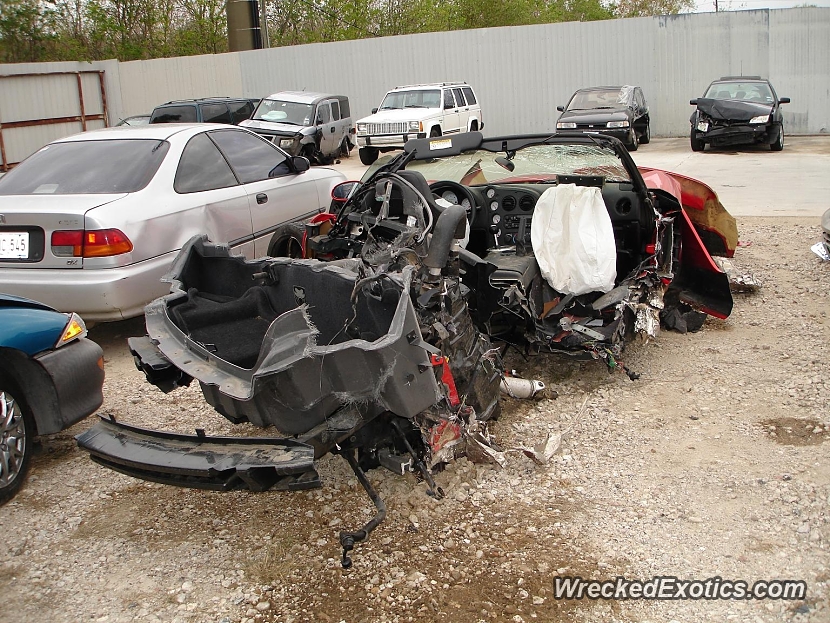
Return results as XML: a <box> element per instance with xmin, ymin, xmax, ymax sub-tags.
<box><xmin>77</xmin><ymin>132</ymin><xmax>736</xmax><ymax>566</ymax></box>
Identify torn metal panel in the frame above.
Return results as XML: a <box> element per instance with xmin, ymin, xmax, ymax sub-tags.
<box><xmin>518</xmin><ymin>431</ymin><xmax>563</xmax><ymax>466</ymax></box>
<box><xmin>812</xmin><ymin>241</ymin><xmax>830</xmax><ymax>262</ymax></box>
<box><xmin>813</xmin><ymin>209</ymin><xmax>830</xmax><ymax>261</ymax></box>
<box><xmin>639</xmin><ymin>167</ymin><xmax>737</xmax><ymax>258</ymax></box>
<box><xmin>712</xmin><ymin>256</ymin><xmax>762</xmax><ymax>292</ymax></box>
<box><xmin>633</xmin><ymin>303</ymin><xmax>661</xmax><ymax>340</ymax></box>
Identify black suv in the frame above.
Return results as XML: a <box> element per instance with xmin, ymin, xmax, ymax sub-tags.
<box><xmin>149</xmin><ymin>97</ymin><xmax>260</xmax><ymax>125</ymax></box>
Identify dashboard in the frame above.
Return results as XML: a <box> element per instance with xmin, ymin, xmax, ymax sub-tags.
<box><xmin>428</xmin><ymin>178</ymin><xmax>654</xmax><ymax>278</ymax></box>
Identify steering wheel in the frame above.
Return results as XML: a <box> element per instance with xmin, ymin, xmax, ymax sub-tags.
<box><xmin>428</xmin><ymin>181</ymin><xmax>480</xmax><ymax>227</ymax></box>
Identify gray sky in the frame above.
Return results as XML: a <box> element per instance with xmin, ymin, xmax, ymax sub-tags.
<box><xmin>694</xmin><ymin>0</ymin><xmax>830</xmax><ymax>11</ymax></box>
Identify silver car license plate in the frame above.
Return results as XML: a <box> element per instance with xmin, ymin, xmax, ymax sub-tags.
<box><xmin>0</xmin><ymin>232</ymin><xmax>29</xmax><ymax>259</ymax></box>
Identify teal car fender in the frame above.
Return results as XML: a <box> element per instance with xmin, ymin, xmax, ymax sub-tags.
<box><xmin>0</xmin><ymin>293</ymin><xmax>104</xmax><ymax>436</ymax></box>
<box><xmin>0</xmin><ymin>293</ymin><xmax>71</xmax><ymax>355</ymax></box>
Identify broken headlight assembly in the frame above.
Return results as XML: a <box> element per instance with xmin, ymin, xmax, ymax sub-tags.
<box><xmin>749</xmin><ymin>114</ymin><xmax>771</xmax><ymax>124</ymax></box>
<box><xmin>696</xmin><ymin>119</ymin><xmax>710</xmax><ymax>132</ymax></box>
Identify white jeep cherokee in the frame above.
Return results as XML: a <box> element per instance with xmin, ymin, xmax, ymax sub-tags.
<box><xmin>356</xmin><ymin>82</ymin><xmax>483</xmax><ymax>165</ymax></box>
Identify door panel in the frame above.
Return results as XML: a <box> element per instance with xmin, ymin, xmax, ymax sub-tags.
<box><xmin>442</xmin><ymin>89</ymin><xmax>460</xmax><ymax>134</ymax></box>
<box><xmin>247</xmin><ymin>175</ymin><xmax>320</xmax><ymax>257</ymax></box>
<box><xmin>452</xmin><ymin>88</ymin><xmax>469</xmax><ymax>131</ymax></box>
<box><xmin>172</xmin><ymin>132</ymin><xmax>253</xmax><ymax>256</ymax></box>
<box><xmin>318</xmin><ymin>102</ymin><xmax>339</xmax><ymax>157</ymax></box>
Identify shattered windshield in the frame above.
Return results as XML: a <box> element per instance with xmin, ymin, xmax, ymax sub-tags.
<box><xmin>389</xmin><ymin>144</ymin><xmax>631</xmax><ymax>185</ymax></box>
<box><xmin>704</xmin><ymin>82</ymin><xmax>774</xmax><ymax>103</ymax></box>
<box><xmin>379</xmin><ymin>89</ymin><xmax>441</xmax><ymax>110</ymax></box>
<box><xmin>567</xmin><ymin>88</ymin><xmax>630</xmax><ymax>110</ymax></box>
<box><xmin>252</xmin><ymin>99</ymin><xmax>314</xmax><ymax>125</ymax></box>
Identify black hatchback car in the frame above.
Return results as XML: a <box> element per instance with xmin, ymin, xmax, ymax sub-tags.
<box><xmin>689</xmin><ymin>77</ymin><xmax>790</xmax><ymax>152</ymax></box>
<box><xmin>556</xmin><ymin>86</ymin><xmax>650</xmax><ymax>151</ymax></box>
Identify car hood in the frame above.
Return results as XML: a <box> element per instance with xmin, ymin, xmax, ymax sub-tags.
<box><xmin>358</xmin><ymin>108</ymin><xmax>439</xmax><ymax>124</ymax></box>
<box><xmin>558</xmin><ymin>109</ymin><xmax>631</xmax><ymax>124</ymax></box>
<box><xmin>696</xmin><ymin>98</ymin><xmax>772</xmax><ymax>122</ymax></box>
<box><xmin>0</xmin><ymin>292</ymin><xmax>57</xmax><ymax>312</ymax></box>
<box><xmin>239</xmin><ymin>119</ymin><xmax>308</xmax><ymax>136</ymax></box>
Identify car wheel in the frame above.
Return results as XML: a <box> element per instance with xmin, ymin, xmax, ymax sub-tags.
<box><xmin>771</xmin><ymin>126</ymin><xmax>784</xmax><ymax>151</ymax></box>
<box><xmin>301</xmin><ymin>144</ymin><xmax>318</xmax><ymax>164</ymax></box>
<box><xmin>359</xmin><ymin>147</ymin><xmax>379</xmax><ymax>165</ymax></box>
<box><xmin>0</xmin><ymin>375</ymin><xmax>34</xmax><ymax>505</ymax></box>
<box><xmin>470</xmin><ymin>121</ymin><xmax>478</xmax><ymax>132</ymax></box>
<box><xmin>267</xmin><ymin>222</ymin><xmax>306</xmax><ymax>259</ymax></box>
<box><xmin>340</xmin><ymin>138</ymin><xmax>351</xmax><ymax>158</ymax></box>
<box><xmin>690</xmin><ymin>129</ymin><xmax>705</xmax><ymax>152</ymax></box>
<box><xmin>628</xmin><ymin>131</ymin><xmax>639</xmax><ymax>151</ymax></box>
<box><xmin>430</xmin><ymin>127</ymin><xmax>442</xmax><ymax>138</ymax></box>
<box><xmin>640</xmin><ymin>123</ymin><xmax>651</xmax><ymax>144</ymax></box>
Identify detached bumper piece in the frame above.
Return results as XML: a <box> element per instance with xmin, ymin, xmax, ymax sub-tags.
<box><xmin>76</xmin><ymin>417</ymin><xmax>320</xmax><ymax>491</ymax></box>
<box><xmin>128</xmin><ymin>336</ymin><xmax>192</xmax><ymax>394</ymax></box>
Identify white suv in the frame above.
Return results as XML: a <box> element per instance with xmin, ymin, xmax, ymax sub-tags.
<box><xmin>356</xmin><ymin>82</ymin><xmax>483</xmax><ymax>165</ymax></box>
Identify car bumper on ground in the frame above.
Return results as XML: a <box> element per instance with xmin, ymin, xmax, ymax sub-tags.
<box><xmin>34</xmin><ymin>337</ymin><xmax>104</xmax><ymax>434</ymax></box>
<box><xmin>357</xmin><ymin>133</ymin><xmax>426</xmax><ymax>148</ymax></box>
<box><xmin>696</xmin><ymin>124</ymin><xmax>779</xmax><ymax>147</ymax></box>
<box><xmin>0</xmin><ymin>251</ymin><xmax>177</xmax><ymax>321</ymax></box>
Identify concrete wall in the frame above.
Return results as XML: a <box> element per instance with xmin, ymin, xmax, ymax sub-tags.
<box><xmin>1</xmin><ymin>8</ymin><xmax>827</xmax><ymax>164</ymax></box>
<box><xmin>231</xmin><ymin>8</ymin><xmax>828</xmax><ymax>138</ymax></box>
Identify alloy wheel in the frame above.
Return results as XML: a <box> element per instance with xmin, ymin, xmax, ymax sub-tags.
<box><xmin>0</xmin><ymin>390</ymin><xmax>27</xmax><ymax>489</ymax></box>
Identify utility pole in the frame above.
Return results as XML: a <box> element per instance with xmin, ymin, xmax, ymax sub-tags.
<box><xmin>227</xmin><ymin>0</ymin><xmax>267</xmax><ymax>51</ymax></box>
<box><xmin>259</xmin><ymin>0</ymin><xmax>270</xmax><ymax>48</ymax></box>
<box><xmin>715</xmin><ymin>0</ymin><xmax>718</xmax><ymax>11</ymax></box>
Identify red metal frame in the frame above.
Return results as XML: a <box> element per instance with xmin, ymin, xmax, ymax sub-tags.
<box><xmin>0</xmin><ymin>70</ymin><xmax>109</xmax><ymax>171</ymax></box>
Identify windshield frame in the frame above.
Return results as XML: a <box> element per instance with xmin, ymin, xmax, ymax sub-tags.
<box><xmin>379</xmin><ymin>89</ymin><xmax>442</xmax><ymax>111</ymax></box>
<box><xmin>252</xmin><ymin>99</ymin><xmax>315</xmax><ymax>126</ymax></box>
<box><xmin>567</xmin><ymin>87</ymin><xmax>631</xmax><ymax>111</ymax></box>
<box><xmin>703</xmin><ymin>81</ymin><xmax>775</xmax><ymax>103</ymax></box>
<box><xmin>362</xmin><ymin>133</ymin><xmax>645</xmax><ymax>195</ymax></box>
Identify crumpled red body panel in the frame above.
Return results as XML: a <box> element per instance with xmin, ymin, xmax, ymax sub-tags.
<box><xmin>639</xmin><ymin>167</ymin><xmax>737</xmax><ymax>258</ymax></box>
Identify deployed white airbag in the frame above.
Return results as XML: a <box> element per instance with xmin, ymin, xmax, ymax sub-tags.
<box><xmin>530</xmin><ymin>184</ymin><xmax>617</xmax><ymax>295</ymax></box>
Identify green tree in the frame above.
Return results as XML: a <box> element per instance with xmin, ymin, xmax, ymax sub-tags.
<box><xmin>0</xmin><ymin>0</ymin><xmax>661</xmax><ymax>62</ymax></box>
<box><xmin>174</xmin><ymin>0</ymin><xmax>228</xmax><ymax>55</ymax></box>
<box><xmin>0</xmin><ymin>0</ymin><xmax>50</xmax><ymax>62</ymax></box>
<box><xmin>612</xmin><ymin>0</ymin><xmax>694</xmax><ymax>17</ymax></box>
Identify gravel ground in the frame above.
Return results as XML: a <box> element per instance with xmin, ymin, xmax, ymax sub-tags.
<box><xmin>1</xmin><ymin>216</ymin><xmax>828</xmax><ymax>623</ymax></box>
